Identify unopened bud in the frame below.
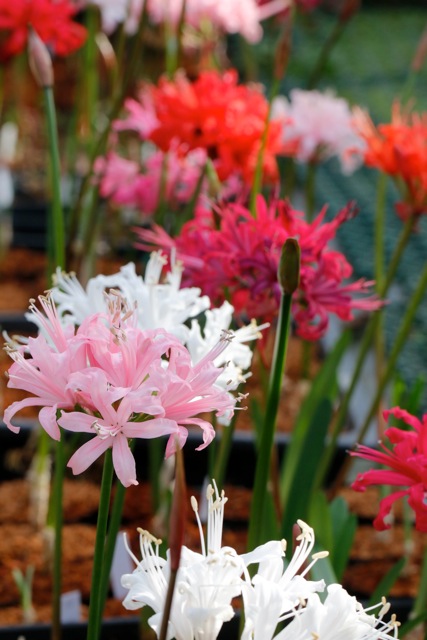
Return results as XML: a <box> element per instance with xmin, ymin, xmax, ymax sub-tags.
<box><xmin>28</xmin><ymin>27</ymin><xmax>53</xmax><ymax>88</ymax></box>
<box><xmin>205</xmin><ymin>159</ymin><xmax>221</xmax><ymax>198</ymax></box>
<box><xmin>278</xmin><ymin>238</ymin><xmax>300</xmax><ymax>295</ymax></box>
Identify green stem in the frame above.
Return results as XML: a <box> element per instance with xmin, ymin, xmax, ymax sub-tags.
<box><xmin>329</xmin><ymin>262</ymin><xmax>427</xmax><ymax>497</ymax></box>
<box><xmin>307</xmin><ymin>16</ymin><xmax>349</xmax><ymax>90</ymax></box>
<box><xmin>50</xmin><ymin>436</ymin><xmax>65</xmax><ymax>640</ymax></box>
<box><xmin>98</xmin><ymin>478</ymin><xmax>128</xmax><ymax>617</ymax></box>
<box><xmin>212</xmin><ymin>410</ymin><xmax>239</xmax><ymax>490</ymax></box>
<box><xmin>335</xmin><ymin>259</ymin><xmax>427</xmax><ymax>486</ymax></box>
<box><xmin>84</xmin><ymin>7</ymin><xmax>99</xmax><ymax>144</ymax></box>
<box><xmin>374</xmin><ymin>174</ymin><xmax>387</xmax><ymax>292</ymax></box>
<box><xmin>247</xmin><ymin>291</ymin><xmax>293</xmax><ymax>550</ymax></box>
<box><xmin>43</xmin><ymin>87</ymin><xmax>65</xmax><ymax>271</ymax></box>
<box><xmin>68</xmin><ymin>0</ymin><xmax>149</xmax><ymax>268</ymax></box>
<box><xmin>314</xmin><ymin>213</ymin><xmax>415</xmax><ymax>489</ymax></box>
<box><xmin>249</xmin><ymin>76</ymin><xmax>280</xmax><ymax>216</ymax></box>
<box><xmin>86</xmin><ymin>449</ymin><xmax>114</xmax><ymax>640</ymax></box>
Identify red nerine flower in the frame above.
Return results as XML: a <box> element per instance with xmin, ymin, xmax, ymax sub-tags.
<box><xmin>135</xmin><ymin>196</ymin><xmax>382</xmax><ymax>339</ymax></box>
<box><xmin>119</xmin><ymin>69</ymin><xmax>284</xmax><ymax>185</ymax></box>
<box><xmin>351</xmin><ymin>407</ymin><xmax>427</xmax><ymax>532</ymax></box>
<box><xmin>354</xmin><ymin>104</ymin><xmax>427</xmax><ymax>220</ymax></box>
<box><xmin>0</xmin><ymin>0</ymin><xmax>86</xmax><ymax>61</ymax></box>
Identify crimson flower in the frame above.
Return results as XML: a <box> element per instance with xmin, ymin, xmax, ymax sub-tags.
<box><xmin>351</xmin><ymin>406</ymin><xmax>427</xmax><ymax>532</ymax></box>
<box><xmin>0</xmin><ymin>0</ymin><xmax>86</xmax><ymax>62</ymax></box>
<box><xmin>135</xmin><ymin>196</ymin><xmax>382</xmax><ymax>339</ymax></box>
<box><xmin>118</xmin><ymin>69</ymin><xmax>284</xmax><ymax>185</ymax></box>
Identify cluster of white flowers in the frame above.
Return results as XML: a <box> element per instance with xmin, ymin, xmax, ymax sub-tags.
<box><xmin>121</xmin><ymin>482</ymin><xmax>400</xmax><ymax>640</ymax></box>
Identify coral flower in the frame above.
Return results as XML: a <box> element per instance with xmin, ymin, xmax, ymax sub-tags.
<box><xmin>0</xmin><ymin>0</ymin><xmax>87</xmax><ymax>61</ymax></box>
<box><xmin>119</xmin><ymin>70</ymin><xmax>285</xmax><ymax>185</ymax></box>
<box><xmin>354</xmin><ymin>104</ymin><xmax>427</xmax><ymax>220</ymax></box>
<box><xmin>351</xmin><ymin>406</ymin><xmax>427</xmax><ymax>532</ymax></box>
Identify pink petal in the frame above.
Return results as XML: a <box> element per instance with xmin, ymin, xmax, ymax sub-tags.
<box><xmin>67</xmin><ymin>437</ymin><xmax>111</xmax><ymax>476</ymax></box>
<box><xmin>58</xmin><ymin>411</ymin><xmax>99</xmax><ymax>433</ymax></box>
<box><xmin>112</xmin><ymin>434</ymin><xmax>138</xmax><ymax>487</ymax></box>
<box><xmin>123</xmin><ymin>417</ymin><xmax>178</xmax><ymax>439</ymax></box>
<box><xmin>3</xmin><ymin>397</ymin><xmax>47</xmax><ymax>433</ymax></box>
<box><xmin>39</xmin><ymin>406</ymin><xmax>61</xmax><ymax>441</ymax></box>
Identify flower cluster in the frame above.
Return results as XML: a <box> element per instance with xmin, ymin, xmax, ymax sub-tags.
<box><xmin>114</xmin><ymin>69</ymin><xmax>284</xmax><ymax>187</ymax></box>
<box><xmin>0</xmin><ymin>0</ymin><xmax>87</xmax><ymax>61</ymax></box>
<box><xmin>136</xmin><ymin>198</ymin><xmax>382</xmax><ymax>339</ymax></box>
<box><xmin>4</xmin><ymin>285</ymin><xmax>245</xmax><ymax>486</ymax></box>
<box><xmin>121</xmin><ymin>482</ymin><xmax>400</xmax><ymax>640</ymax></box>
<box><xmin>272</xmin><ymin>89</ymin><xmax>365</xmax><ymax>174</ymax></box>
<box><xmin>354</xmin><ymin>104</ymin><xmax>427</xmax><ymax>220</ymax></box>
<box><xmin>79</xmin><ymin>0</ymin><xmax>291</xmax><ymax>41</ymax></box>
<box><xmin>351</xmin><ymin>406</ymin><xmax>427</xmax><ymax>532</ymax></box>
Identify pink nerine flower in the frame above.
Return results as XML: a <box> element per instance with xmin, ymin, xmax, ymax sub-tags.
<box><xmin>136</xmin><ymin>197</ymin><xmax>382</xmax><ymax>339</ymax></box>
<box><xmin>4</xmin><ymin>295</ymin><xmax>87</xmax><ymax>439</ymax></box>
<box><xmin>5</xmin><ymin>294</ymin><xmax>237</xmax><ymax>486</ymax></box>
<box><xmin>95</xmin><ymin>147</ymin><xmax>208</xmax><ymax>217</ymax></box>
<box><xmin>272</xmin><ymin>90</ymin><xmax>365</xmax><ymax>174</ymax></box>
<box><xmin>351</xmin><ymin>406</ymin><xmax>427</xmax><ymax>532</ymax></box>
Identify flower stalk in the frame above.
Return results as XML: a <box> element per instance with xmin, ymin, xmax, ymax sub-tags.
<box><xmin>86</xmin><ymin>448</ymin><xmax>115</xmax><ymax>640</ymax></box>
<box><xmin>247</xmin><ymin>239</ymin><xmax>300</xmax><ymax>550</ymax></box>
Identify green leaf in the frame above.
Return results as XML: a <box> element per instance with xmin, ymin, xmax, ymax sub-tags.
<box><xmin>368</xmin><ymin>557</ymin><xmax>407</xmax><ymax>607</ymax></box>
<box><xmin>281</xmin><ymin>398</ymin><xmax>332</xmax><ymax>543</ymax></box>
<box><xmin>329</xmin><ymin>497</ymin><xmax>357</xmax><ymax>581</ymax></box>
<box><xmin>280</xmin><ymin>330</ymin><xmax>350</xmax><ymax>507</ymax></box>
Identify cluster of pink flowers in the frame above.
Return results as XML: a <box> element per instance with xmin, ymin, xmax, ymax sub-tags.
<box><xmin>4</xmin><ymin>293</ymin><xmax>238</xmax><ymax>487</ymax></box>
<box><xmin>351</xmin><ymin>407</ymin><xmax>427</xmax><ymax>532</ymax></box>
<box><xmin>136</xmin><ymin>197</ymin><xmax>382</xmax><ymax>340</ymax></box>
<box><xmin>94</xmin><ymin>147</ymin><xmax>212</xmax><ymax>218</ymax></box>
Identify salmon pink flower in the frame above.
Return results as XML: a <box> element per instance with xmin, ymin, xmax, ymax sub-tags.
<box><xmin>0</xmin><ymin>0</ymin><xmax>86</xmax><ymax>61</ymax></box>
<box><xmin>351</xmin><ymin>406</ymin><xmax>427</xmax><ymax>532</ymax></box>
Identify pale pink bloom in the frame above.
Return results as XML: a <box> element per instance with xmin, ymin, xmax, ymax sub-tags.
<box><xmin>273</xmin><ymin>90</ymin><xmax>366</xmax><ymax>173</ymax></box>
<box><xmin>4</xmin><ymin>295</ymin><xmax>86</xmax><ymax>439</ymax></box>
<box><xmin>114</xmin><ymin>95</ymin><xmax>159</xmax><ymax>139</ymax></box>
<box><xmin>147</xmin><ymin>331</ymin><xmax>237</xmax><ymax>457</ymax></box>
<box><xmin>59</xmin><ymin>370</ymin><xmax>178</xmax><ymax>487</ymax></box>
<box><xmin>94</xmin><ymin>153</ymin><xmax>140</xmax><ymax>205</ymax></box>
<box><xmin>146</xmin><ymin>0</ymin><xmax>290</xmax><ymax>42</ymax></box>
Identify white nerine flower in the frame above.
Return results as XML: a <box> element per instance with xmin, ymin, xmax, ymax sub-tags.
<box><xmin>121</xmin><ymin>483</ymin><xmax>399</xmax><ymax>640</ymax></box>
<box><xmin>28</xmin><ymin>252</ymin><xmax>267</xmax><ymax>395</ymax></box>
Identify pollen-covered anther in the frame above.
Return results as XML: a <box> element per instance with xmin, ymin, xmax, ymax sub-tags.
<box><xmin>191</xmin><ymin>496</ymin><xmax>198</xmax><ymax>512</ymax></box>
<box><xmin>312</xmin><ymin>551</ymin><xmax>329</xmax><ymax>560</ymax></box>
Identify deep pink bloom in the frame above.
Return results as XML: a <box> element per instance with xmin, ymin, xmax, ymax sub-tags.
<box><xmin>351</xmin><ymin>406</ymin><xmax>427</xmax><ymax>532</ymax></box>
<box><xmin>135</xmin><ymin>197</ymin><xmax>382</xmax><ymax>339</ymax></box>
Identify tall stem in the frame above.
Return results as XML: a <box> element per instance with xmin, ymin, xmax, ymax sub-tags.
<box><xmin>43</xmin><ymin>87</ymin><xmax>65</xmax><ymax>271</ymax></box>
<box><xmin>332</xmin><ymin>259</ymin><xmax>427</xmax><ymax>491</ymax></box>
<box><xmin>249</xmin><ymin>76</ymin><xmax>280</xmax><ymax>215</ymax></box>
<box><xmin>314</xmin><ymin>213</ymin><xmax>415</xmax><ymax>489</ymax></box>
<box><xmin>86</xmin><ymin>449</ymin><xmax>114</xmax><ymax>640</ymax></box>
<box><xmin>247</xmin><ymin>291</ymin><xmax>293</xmax><ymax>550</ymax></box>
<box><xmin>50</xmin><ymin>436</ymin><xmax>65</xmax><ymax>640</ymax></box>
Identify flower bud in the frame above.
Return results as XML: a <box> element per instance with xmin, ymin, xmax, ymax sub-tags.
<box><xmin>278</xmin><ymin>238</ymin><xmax>300</xmax><ymax>295</ymax></box>
<box><xmin>28</xmin><ymin>27</ymin><xmax>54</xmax><ymax>88</ymax></box>
<box><xmin>274</xmin><ymin>17</ymin><xmax>292</xmax><ymax>81</ymax></box>
<box><xmin>339</xmin><ymin>0</ymin><xmax>360</xmax><ymax>23</ymax></box>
